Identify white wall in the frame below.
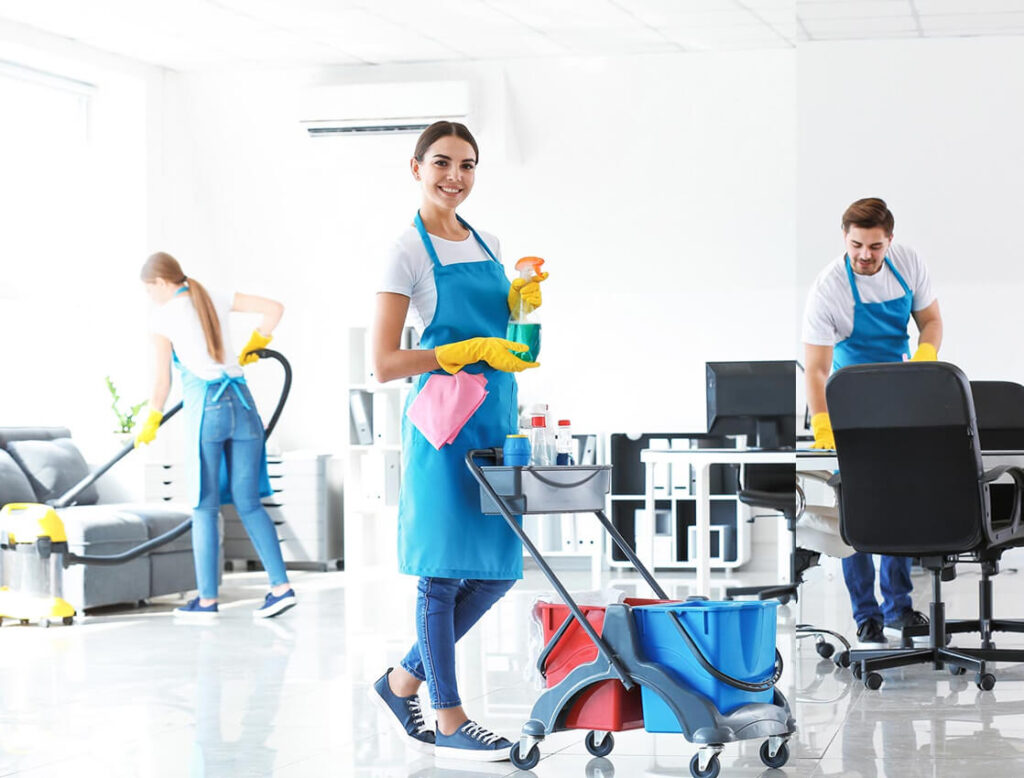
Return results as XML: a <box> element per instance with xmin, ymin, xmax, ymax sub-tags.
<box><xmin>797</xmin><ymin>36</ymin><xmax>1024</xmax><ymax>383</ymax></box>
<box><xmin>0</xmin><ymin>20</ymin><xmax>166</xmax><ymax>475</ymax></box>
<box><xmin>155</xmin><ymin>50</ymin><xmax>797</xmax><ymax>447</ymax></box>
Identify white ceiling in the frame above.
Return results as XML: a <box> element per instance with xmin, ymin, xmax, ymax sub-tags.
<box><xmin>0</xmin><ymin>0</ymin><xmax>1022</xmax><ymax>71</ymax></box>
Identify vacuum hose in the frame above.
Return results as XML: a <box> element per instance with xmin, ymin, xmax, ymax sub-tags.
<box><xmin>60</xmin><ymin>349</ymin><xmax>291</xmax><ymax>566</ymax></box>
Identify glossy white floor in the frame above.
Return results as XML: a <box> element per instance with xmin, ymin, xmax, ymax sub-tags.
<box><xmin>3</xmin><ymin>551</ymin><xmax>1024</xmax><ymax>778</ymax></box>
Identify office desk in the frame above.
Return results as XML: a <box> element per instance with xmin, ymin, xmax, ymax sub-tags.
<box><xmin>640</xmin><ymin>448</ymin><xmax>796</xmax><ymax>597</ymax></box>
<box><xmin>796</xmin><ymin>450</ymin><xmax>1024</xmax><ymax>471</ymax></box>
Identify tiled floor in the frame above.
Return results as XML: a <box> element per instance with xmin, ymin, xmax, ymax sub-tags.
<box><xmin>3</xmin><ymin>550</ymin><xmax>1024</xmax><ymax>777</ymax></box>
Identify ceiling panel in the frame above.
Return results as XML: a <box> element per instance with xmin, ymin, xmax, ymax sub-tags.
<box><xmin>1</xmin><ymin>0</ymin><xmax>1024</xmax><ymax>70</ymax></box>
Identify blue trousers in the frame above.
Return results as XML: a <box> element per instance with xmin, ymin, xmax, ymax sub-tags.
<box><xmin>193</xmin><ymin>385</ymin><xmax>289</xmax><ymax>599</ymax></box>
<box><xmin>400</xmin><ymin>577</ymin><xmax>516</xmax><ymax>710</ymax></box>
<box><xmin>842</xmin><ymin>551</ymin><xmax>913</xmax><ymax>626</ymax></box>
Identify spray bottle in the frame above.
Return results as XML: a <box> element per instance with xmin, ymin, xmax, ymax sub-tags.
<box><xmin>507</xmin><ymin>256</ymin><xmax>545</xmax><ymax>363</ymax></box>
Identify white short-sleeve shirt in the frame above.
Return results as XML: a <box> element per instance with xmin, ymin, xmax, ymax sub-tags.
<box><xmin>377</xmin><ymin>225</ymin><xmax>502</xmax><ymax>334</ymax></box>
<box><xmin>149</xmin><ymin>290</ymin><xmax>243</xmax><ymax>380</ymax></box>
<box><xmin>801</xmin><ymin>243</ymin><xmax>936</xmax><ymax>347</ymax></box>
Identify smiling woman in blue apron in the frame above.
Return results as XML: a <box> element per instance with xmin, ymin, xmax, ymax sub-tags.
<box><xmin>136</xmin><ymin>252</ymin><xmax>296</xmax><ymax>620</ymax></box>
<box><xmin>368</xmin><ymin>122</ymin><xmax>544</xmax><ymax>762</ymax></box>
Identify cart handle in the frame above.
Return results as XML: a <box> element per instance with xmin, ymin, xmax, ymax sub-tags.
<box><xmin>667</xmin><ymin>610</ymin><xmax>784</xmax><ymax>692</ymax></box>
<box><xmin>528</xmin><ymin>468</ymin><xmax>603</xmax><ymax>490</ymax></box>
<box><xmin>536</xmin><ymin>610</ymin><xmax>584</xmax><ymax>680</ymax></box>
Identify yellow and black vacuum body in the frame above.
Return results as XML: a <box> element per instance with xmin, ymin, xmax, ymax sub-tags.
<box><xmin>0</xmin><ymin>503</ymin><xmax>76</xmax><ymax>626</ymax></box>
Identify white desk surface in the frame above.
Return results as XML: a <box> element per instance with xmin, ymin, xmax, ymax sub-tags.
<box><xmin>796</xmin><ymin>449</ymin><xmax>1024</xmax><ymax>471</ymax></box>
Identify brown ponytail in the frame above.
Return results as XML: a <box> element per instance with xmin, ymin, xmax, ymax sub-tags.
<box><xmin>141</xmin><ymin>252</ymin><xmax>226</xmax><ymax>364</ymax></box>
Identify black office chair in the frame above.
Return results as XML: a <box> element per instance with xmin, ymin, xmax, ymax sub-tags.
<box><xmin>827</xmin><ymin>362</ymin><xmax>1024</xmax><ymax>690</ymax></box>
<box><xmin>726</xmin><ymin>465</ymin><xmax>802</xmax><ymax>605</ymax></box>
<box><xmin>725</xmin><ymin>465</ymin><xmax>851</xmax><ymax>662</ymax></box>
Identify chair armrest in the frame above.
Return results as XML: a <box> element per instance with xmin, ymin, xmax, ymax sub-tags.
<box><xmin>981</xmin><ymin>465</ymin><xmax>1024</xmax><ymax>544</ymax></box>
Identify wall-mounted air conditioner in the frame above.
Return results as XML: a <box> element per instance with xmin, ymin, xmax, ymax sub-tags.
<box><xmin>297</xmin><ymin>80</ymin><xmax>470</xmax><ymax>139</ymax></box>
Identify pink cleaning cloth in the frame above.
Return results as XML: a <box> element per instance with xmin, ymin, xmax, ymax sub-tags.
<box><xmin>406</xmin><ymin>371</ymin><xmax>489</xmax><ymax>450</ymax></box>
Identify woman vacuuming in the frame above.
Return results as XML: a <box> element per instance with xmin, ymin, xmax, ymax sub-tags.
<box><xmin>136</xmin><ymin>252</ymin><xmax>295</xmax><ymax>620</ymax></box>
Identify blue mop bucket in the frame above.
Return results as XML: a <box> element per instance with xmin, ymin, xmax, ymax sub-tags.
<box><xmin>633</xmin><ymin>600</ymin><xmax>779</xmax><ymax>728</ymax></box>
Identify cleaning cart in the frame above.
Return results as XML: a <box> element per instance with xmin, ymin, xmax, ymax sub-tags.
<box><xmin>467</xmin><ymin>448</ymin><xmax>796</xmax><ymax>778</ymax></box>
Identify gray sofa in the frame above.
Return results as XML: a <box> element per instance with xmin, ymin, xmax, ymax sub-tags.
<box><xmin>0</xmin><ymin>427</ymin><xmax>200</xmax><ymax>612</ymax></box>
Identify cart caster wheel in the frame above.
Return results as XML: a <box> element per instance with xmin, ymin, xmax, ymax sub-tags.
<box><xmin>865</xmin><ymin>672</ymin><xmax>883</xmax><ymax>690</ymax></box>
<box><xmin>585</xmin><ymin>731</ymin><xmax>614</xmax><ymax>758</ymax></box>
<box><xmin>851</xmin><ymin>663</ymin><xmax>863</xmax><ymax>679</ymax></box>
<box><xmin>816</xmin><ymin>641</ymin><xmax>835</xmax><ymax>659</ymax></box>
<box><xmin>20</xmin><ymin>619</ymin><xmax>28</xmax><ymax>626</ymax></box>
<box><xmin>977</xmin><ymin>673</ymin><xmax>996</xmax><ymax>691</ymax></box>
<box><xmin>949</xmin><ymin>665</ymin><xmax>967</xmax><ymax>676</ymax></box>
<box><xmin>38</xmin><ymin>618</ymin><xmax>50</xmax><ymax>629</ymax></box>
<box><xmin>689</xmin><ymin>752</ymin><xmax>721</xmax><ymax>778</ymax></box>
<box><xmin>760</xmin><ymin>740</ymin><xmax>790</xmax><ymax>769</ymax></box>
<box><xmin>835</xmin><ymin>650</ymin><xmax>851</xmax><ymax>668</ymax></box>
<box><xmin>62</xmin><ymin>616</ymin><xmax>74</xmax><ymax>626</ymax></box>
<box><xmin>510</xmin><ymin>742</ymin><xmax>540</xmax><ymax>770</ymax></box>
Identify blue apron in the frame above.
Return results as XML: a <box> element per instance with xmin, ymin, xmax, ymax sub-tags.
<box><xmin>170</xmin><ymin>315</ymin><xmax>273</xmax><ymax>508</ymax></box>
<box><xmin>833</xmin><ymin>256</ymin><xmax>913</xmax><ymax>370</ymax></box>
<box><xmin>397</xmin><ymin>212</ymin><xmax>522</xmax><ymax>580</ymax></box>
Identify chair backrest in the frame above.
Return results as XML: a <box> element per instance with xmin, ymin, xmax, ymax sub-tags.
<box><xmin>826</xmin><ymin>362</ymin><xmax>987</xmax><ymax>555</ymax></box>
<box><xmin>971</xmin><ymin>381</ymin><xmax>1024</xmax><ymax>450</ymax></box>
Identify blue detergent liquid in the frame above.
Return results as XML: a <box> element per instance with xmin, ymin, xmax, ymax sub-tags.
<box><xmin>506</xmin><ymin>322</ymin><xmax>541</xmax><ymax>363</ymax></box>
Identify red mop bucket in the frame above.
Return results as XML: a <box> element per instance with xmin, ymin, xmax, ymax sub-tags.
<box><xmin>537</xmin><ymin>597</ymin><xmax>671</xmax><ymax>731</ymax></box>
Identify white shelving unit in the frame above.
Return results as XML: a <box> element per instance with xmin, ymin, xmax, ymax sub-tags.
<box><xmin>606</xmin><ymin>433</ymin><xmax>752</xmax><ymax>571</ymax></box>
<box><xmin>345</xmin><ymin>326</ymin><xmax>412</xmax><ymax>573</ymax></box>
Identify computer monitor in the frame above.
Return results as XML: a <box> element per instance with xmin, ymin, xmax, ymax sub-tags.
<box><xmin>706</xmin><ymin>361</ymin><xmax>797</xmax><ymax>450</ymax></box>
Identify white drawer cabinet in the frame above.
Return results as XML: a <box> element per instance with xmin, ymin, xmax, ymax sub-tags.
<box><xmin>144</xmin><ymin>452</ymin><xmax>340</xmax><ymax>571</ymax></box>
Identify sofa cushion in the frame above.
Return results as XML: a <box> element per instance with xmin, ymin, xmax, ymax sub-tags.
<box><xmin>120</xmin><ymin>504</ymin><xmax>194</xmax><ymax>554</ymax></box>
<box><xmin>0</xmin><ymin>449</ymin><xmax>38</xmax><ymax>505</ymax></box>
<box><xmin>6</xmin><ymin>439</ymin><xmax>99</xmax><ymax>505</ymax></box>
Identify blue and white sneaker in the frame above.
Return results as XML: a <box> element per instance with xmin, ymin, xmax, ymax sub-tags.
<box><xmin>435</xmin><ymin>720</ymin><xmax>511</xmax><ymax>762</ymax></box>
<box><xmin>175</xmin><ymin>598</ymin><xmax>219</xmax><ymax>619</ymax></box>
<box><xmin>254</xmin><ymin>589</ymin><xmax>296</xmax><ymax>619</ymax></box>
<box><xmin>367</xmin><ymin>668</ymin><xmax>435</xmax><ymax>753</ymax></box>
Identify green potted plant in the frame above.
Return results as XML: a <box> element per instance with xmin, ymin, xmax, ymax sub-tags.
<box><xmin>105</xmin><ymin>376</ymin><xmax>145</xmax><ymax>444</ymax></box>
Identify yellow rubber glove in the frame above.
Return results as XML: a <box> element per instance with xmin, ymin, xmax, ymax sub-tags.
<box><xmin>810</xmin><ymin>412</ymin><xmax>835</xmax><ymax>450</ymax></box>
<box><xmin>507</xmin><ymin>271</ymin><xmax>549</xmax><ymax>314</ymax></box>
<box><xmin>134</xmin><ymin>409</ymin><xmax>163</xmax><ymax>448</ymax></box>
<box><xmin>239</xmin><ymin>329</ymin><xmax>272</xmax><ymax>366</ymax></box>
<box><xmin>910</xmin><ymin>343</ymin><xmax>937</xmax><ymax>362</ymax></box>
<box><xmin>435</xmin><ymin>337</ymin><xmax>539</xmax><ymax>374</ymax></box>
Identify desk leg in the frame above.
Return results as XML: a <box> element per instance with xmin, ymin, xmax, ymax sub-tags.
<box><xmin>641</xmin><ymin>460</ymin><xmax>656</xmax><ymax>582</ymax></box>
<box><xmin>696</xmin><ymin>463</ymin><xmax>711</xmax><ymax>597</ymax></box>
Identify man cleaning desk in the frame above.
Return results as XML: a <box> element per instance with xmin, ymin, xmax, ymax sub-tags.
<box><xmin>802</xmin><ymin>197</ymin><xmax>943</xmax><ymax>647</ymax></box>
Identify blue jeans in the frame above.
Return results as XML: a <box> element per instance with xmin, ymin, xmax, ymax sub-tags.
<box><xmin>400</xmin><ymin>577</ymin><xmax>516</xmax><ymax>709</ymax></box>
<box><xmin>842</xmin><ymin>551</ymin><xmax>913</xmax><ymax>626</ymax></box>
<box><xmin>193</xmin><ymin>383</ymin><xmax>289</xmax><ymax>599</ymax></box>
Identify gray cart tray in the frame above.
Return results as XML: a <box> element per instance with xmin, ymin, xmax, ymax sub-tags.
<box><xmin>478</xmin><ymin>465</ymin><xmax>611</xmax><ymax>515</ymax></box>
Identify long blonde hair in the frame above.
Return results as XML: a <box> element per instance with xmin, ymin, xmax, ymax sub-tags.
<box><xmin>141</xmin><ymin>252</ymin><xmax>225</xmax><ymax>363</ymax></box>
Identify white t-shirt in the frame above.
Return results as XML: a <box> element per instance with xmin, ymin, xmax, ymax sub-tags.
<box><xmin>801</xmin><ymin>243</ymin><xmax>936</xmax><ymax>347</ymax></box>
<box><xmin>149</xmin><ymin>290</ymin><xmax>243</xmax><ymax>381</ymax></box>
<box><xmin>377</xmin><ymin>225</ymin><xmax>502</xmax><ymax>334</ymax></box>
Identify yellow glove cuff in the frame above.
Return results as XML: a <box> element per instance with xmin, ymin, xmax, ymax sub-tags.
<box><xmin>910</xmin><ymin>343</ymin><xmax>938</xmax><ymax>362</ymax></box>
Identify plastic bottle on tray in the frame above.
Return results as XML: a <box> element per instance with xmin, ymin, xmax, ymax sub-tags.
<box><xmin>529</xmin><ymin>415</ymin><xmax>551</xmax><ymax>466</ymax></box>
<box><xmin>555</xmin><ymin>420</ymin><xmax>575</xmax><ymax>466</ymax></box>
